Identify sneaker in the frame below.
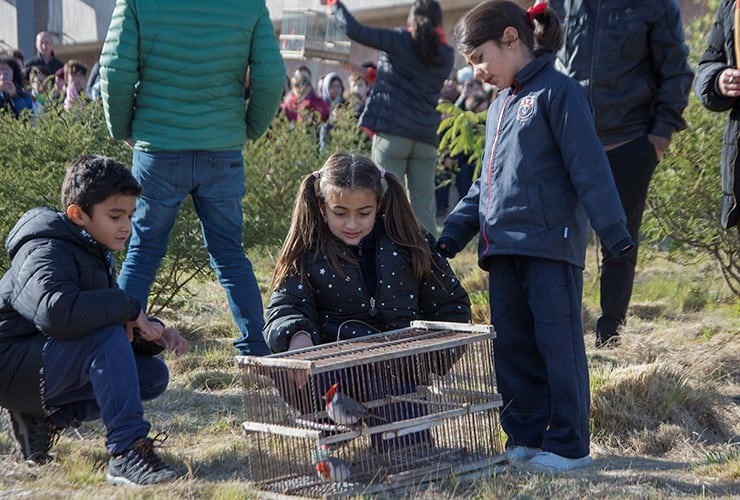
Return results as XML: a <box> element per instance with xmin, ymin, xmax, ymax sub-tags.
<box><xmin>527</xmin><ymin>451</ymin><xmax>592</xmax><ymax>472</ymax></box>
<box><xmin>8</xmin><ymin>409</ymin><xmax>59</xmax><ymax>465</ymax></box>
<box><xmin>505</xmin><ymin>445</ymin><xmax>541</xmax><ymax>463</ymax></box>
<box><xmin>106</xmin><ymin>436</ymin><xmax>178</xmax><ymax>485</ymax></box>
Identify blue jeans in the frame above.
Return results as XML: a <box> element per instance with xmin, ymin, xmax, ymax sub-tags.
<box><xmin>42</xmin><ymin>326</ymin><xmax>169</xmax><ymax>456</ymax></box>
<box><xmin>119</xmin><ymin>150</ymin><xmax>268</xmax><ymax>355</ymax></box>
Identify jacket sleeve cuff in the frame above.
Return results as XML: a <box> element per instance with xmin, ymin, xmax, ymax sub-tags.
<box><xmin>599</xmin><ymin>222</ymin><xmax>633</xmax><ymax>255</ymax></box>
<box><xmin>267</xmin><ymin>319</ymin><xmax>319</xmax><ymax>353</ymax></box>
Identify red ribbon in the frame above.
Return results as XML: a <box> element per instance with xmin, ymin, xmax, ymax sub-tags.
<box><xmin>527</xmin><ymin>2</ymin><xmax>548</xmax><ymax>30</ymax></box>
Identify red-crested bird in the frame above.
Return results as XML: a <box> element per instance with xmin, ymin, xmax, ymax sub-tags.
<box><xmin>315</xmin><ymin>456</ymin><xmax>352</xmax><ymax>483</ymax></box>
<box><xmin>324</xmin><ymin>382</ymin><xmax>385</xmax><ymax>426</ymax></box>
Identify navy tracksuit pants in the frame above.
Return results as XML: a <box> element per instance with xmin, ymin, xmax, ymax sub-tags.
<box><xmin>42</xmin><ymin>325</ymin><xmax>169</xmax><ymax>456</ymax></box>
<box><xmin>488</xmin><ymin>255</ymin><xmax>590</xmax><ymax>459</ymax></box>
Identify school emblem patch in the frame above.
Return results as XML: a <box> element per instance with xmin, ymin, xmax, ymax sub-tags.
<box><xmin>516</xmin><ymin>94</ymin><xmax>536</xmax><ymax>122</ymax></box>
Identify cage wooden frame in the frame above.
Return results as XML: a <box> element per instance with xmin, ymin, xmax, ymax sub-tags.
<box><xmin>237</xmin><ymin>321</ymin><xmax>505</xmax><ymax>498</ymax></box>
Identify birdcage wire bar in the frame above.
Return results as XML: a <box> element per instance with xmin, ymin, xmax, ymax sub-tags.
<box><xmin>279</xmin><ymin>8</ymin><xmax>351</xmax><ymax>63</ymax></box>
<box><xmin>237</xmin><ymin>321</ymin><xmax>504</xmax><ymax>497</ymax></box>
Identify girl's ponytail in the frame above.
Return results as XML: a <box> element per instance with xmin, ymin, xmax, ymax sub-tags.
<box><xmin>381</xmin><ymin>172</ymin><xmax>432</xmax><ymax>280</ymax></box>
<box><xmin>529</xmin><ymin>3</ymin><xmax>563</xmax><ymax>54</ymax></box>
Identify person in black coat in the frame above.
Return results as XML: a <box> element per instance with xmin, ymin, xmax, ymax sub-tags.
<box><xmin>694</xmin><ymin>0</ymin><xmax>740</xmax><ymax>232</ymax></box>
<box><xmin>0</xmin><ymin>155</ymin><xmax>186</xmax><ymax>484</ymax></box>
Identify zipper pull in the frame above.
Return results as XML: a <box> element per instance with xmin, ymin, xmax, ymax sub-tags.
<box><xmin>368</xmin><ymin>297</ymin><xmax>377</xmax><ymax>317</ymax></box>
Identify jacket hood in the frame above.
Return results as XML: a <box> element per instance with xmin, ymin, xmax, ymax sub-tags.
<box><xmin>5</xmin><ymin>207</ymin><xmax>87</xmax><ymax>260</ymax></box>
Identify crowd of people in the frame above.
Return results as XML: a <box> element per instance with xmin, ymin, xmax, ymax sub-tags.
<box><xmin>0</xmin><ymin>0</ymin><xmax>736</xmax><ymax>488</ymax></box>
<box><xmin>0</xmin><ymin>31</ymin><xmax>94</xmax><ymax>117</ymax></box>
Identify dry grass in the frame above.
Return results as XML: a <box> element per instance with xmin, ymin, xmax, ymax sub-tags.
<box><xmin>1</xmin><ymin>244</ymin><xmax>738</xmax><ymax>498</ymax></box>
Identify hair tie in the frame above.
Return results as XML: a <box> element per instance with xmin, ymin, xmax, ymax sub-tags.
<box><xmin>312</xmin><ymin>170</ymin><xmax>321</xmax><ymax>179</ymax></box>
<box><xmin>527</xmin><ymin>2</ymin><xmax>548</xmax><ymax>30</ymax></box>
<box><xmin>378</xmin><ymin>167</ymin><xmax>386</xmax><ymax>179</ymax></box>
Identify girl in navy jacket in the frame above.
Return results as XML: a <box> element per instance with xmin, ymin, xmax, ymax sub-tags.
<box><xmin>438</xmin><ymin>0</ymin><xmax>633</xmax><ymax>472</ymax></box>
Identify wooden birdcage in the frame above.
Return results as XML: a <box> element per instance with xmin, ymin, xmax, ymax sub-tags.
<box><xmin>236</xmin><ymin>321</ymin><xmax>505</xmax><ymax>498</ymax></box>
<box><xmin>279</xmin><ymin>8</ymin><xmax>351</xmax><ymax>63</ymax></box>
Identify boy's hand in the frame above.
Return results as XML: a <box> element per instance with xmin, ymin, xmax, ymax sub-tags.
<box><xmin>127</xmin><ymin>310</ymin><xmax>164</xmax><ymax>342</ymax></box>
<box><xmin>156</xmin><ymin>327</ymin><xmax>189</xmax><ymax>357</ymax></box>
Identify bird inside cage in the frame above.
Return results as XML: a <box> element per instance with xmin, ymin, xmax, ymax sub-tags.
<box><xmin>268</xmin><ymin>351</ymin><xmax>442</xmax><ymax>451</ymax></box>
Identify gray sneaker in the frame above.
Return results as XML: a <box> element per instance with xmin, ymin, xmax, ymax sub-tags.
<box><xmin>106</xmin><ymin>436</ymin><xmax>178</xmax><ymax>485</ymax></box>
<box><xmin>505</xmin><ymin>445</ymin><xmax>541</xmax><ymax>463</ymax></box>
<box><xmin>527</xmin><ymin>451</ymin><xmax>592</xmax><ymax>472</ymax></box>
<box><xmin>7</xmin><ymin>409</ymin><xmax>59</xmax><ymax>465</ymax></box>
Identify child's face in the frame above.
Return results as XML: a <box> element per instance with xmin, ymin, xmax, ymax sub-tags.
<box><xmin>328</xmin><ymin>79</ymin><xmax>343</xmax><ymax>100</ymax></box>
<box><xmin>465</xmin><ymin>38</ymin><xmax>519</xmax><ymax>90</ymax></box>
<box><xmin>350</xmin><ymin>78</ymin><xmax>367</xmax><ymax>99</ymax></box>
<box><xmin>76</xmin><ymin>195</ymin><xmax>137</xmax><ymax>251</ymax></box>
<box><xmin>68</xmin><ymin>72</ymin><xmax>86</xmax><ymax>92</ymax></box>
<box><xmin>322</xmin><ymin>187</ymin><xmax>378</xmax><ymax>246</ymax></box>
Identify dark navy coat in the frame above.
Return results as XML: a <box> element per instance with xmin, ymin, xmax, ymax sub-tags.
<box><xmin>440</xmin><ymin>54</ymin><xmax>631</xmax><ymax>269</ymax></box>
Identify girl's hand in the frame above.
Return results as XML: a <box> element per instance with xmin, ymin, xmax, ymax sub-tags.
<box><xmin>288</xmin><ymin>331</ymin><xmax>314</xmax><ymax>350</ymax></box>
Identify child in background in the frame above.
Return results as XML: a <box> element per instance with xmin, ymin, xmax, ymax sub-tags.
<box><xmin>437</xmin><ymin>1</ymin><xmax>634</xmax><ymax>472</ymax></box>
<box><xmin>0</xmin><ymin>55</ymin><xmax>33</xmax><ymax>117</ymax></box>
<box><xmin>63</xmin><ymin>59</ymin><xmax>88</xmax><ymax>111</ymax></box>
<box><xmin>0</xmin><ymin>155</ymin><xmax>187</xmax><ymax>484</ymax></box>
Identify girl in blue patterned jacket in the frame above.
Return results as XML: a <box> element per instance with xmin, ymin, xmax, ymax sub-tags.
<box><xmin>437</xmin><ymin>0</ymin><xmax>633</xmax><ymax>472</ymax></box>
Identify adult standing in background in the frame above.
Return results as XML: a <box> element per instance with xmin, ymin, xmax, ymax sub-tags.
<box><xmin>323</xmin><ymin>0</ymin><xmax>454</xmax><ymax>237</ymax></box>
<box><xmin>693</xmin><ymin>0</ymin><xmax>740</xmax><ymax>233</ymax></box>
<box><xmin>25</xmin><ymin>31</ymin><xmax>64</xmax><ymax>77</ymax></box>
<box><xmin>100</xmin><ymin>0</ymin><xmax>286</xmax><ymax>356</ymax></box>
<box><xmin>543</xmin><ymin>0</ymin><xmax>693</xmax><ymax>347</ymax></box>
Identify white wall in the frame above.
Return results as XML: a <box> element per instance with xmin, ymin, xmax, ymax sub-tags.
<box><xmin>62</xmin><ymin>0</ymin><xmax>115</xmax><ymax>43</ymax></box>
<box><xmin>0</xmin><ymin>1</ymin><xmax>19</xmax><ymax>50</ymax></box>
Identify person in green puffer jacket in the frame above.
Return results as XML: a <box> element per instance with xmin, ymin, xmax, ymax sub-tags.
<box><xmin>99</xmin><ymin>0</ymin><xmax>286</xmax><ymax>356</ymax></box>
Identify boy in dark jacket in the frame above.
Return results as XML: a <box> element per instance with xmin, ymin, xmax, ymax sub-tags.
<box><xmin>0</xmin><ymin>155</ymin><xmax>187</xmax><ymax>485</ymax></box>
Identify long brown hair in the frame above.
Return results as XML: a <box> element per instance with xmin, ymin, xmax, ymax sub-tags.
<box><xmin>270</xmin><ymin>153</ymin><xmax>432</xmax><ymax>291</ymax></box>
<box><xmin>454</xmin><ymin>0</ymin><xmax>563</xmax><ymax>57</ymax></box>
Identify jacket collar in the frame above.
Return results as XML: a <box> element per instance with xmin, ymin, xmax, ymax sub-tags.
<box><xmin>512</xmin><ymin>51</ymin><xmax>554</xmax><ymax>93</ymax></box>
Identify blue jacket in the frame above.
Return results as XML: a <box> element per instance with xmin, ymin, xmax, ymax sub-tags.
<box><xmin>0</xmin><ymin>85</ymin><xmax>33</xmax><ymax>118</ymax></box>
<box><xmin>331</xmin><ymin>1</ymin><xmax>454</xmax><ymax>146</ymax></box>
<box><xmin>440</xmin><ymin>53</ymin><xmax>631</xmax><ymax>269</ymax></box>
<box><xmin>546</xmin><ymin>0</ymin><xmax>692</xmax><ymax>147</ymax></box>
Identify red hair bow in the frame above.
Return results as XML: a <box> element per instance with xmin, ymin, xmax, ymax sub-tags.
<box><xmin>527</xmin><ymin>2</ymin><xmax>548</xmax><ymax>30</ymax></box>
